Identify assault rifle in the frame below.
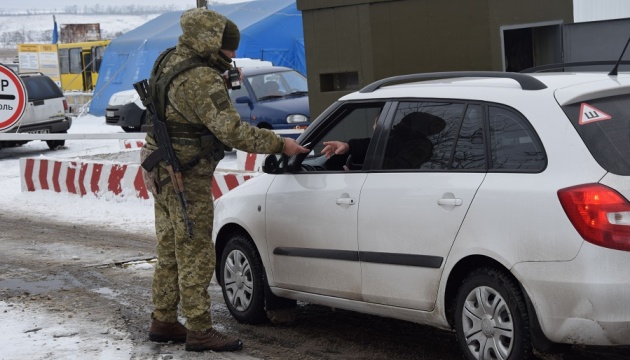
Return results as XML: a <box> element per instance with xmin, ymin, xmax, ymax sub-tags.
<box><xmin>133</xmin><ymin>79</ymin><xmax>194</xmax><ymax>239</ymax></box>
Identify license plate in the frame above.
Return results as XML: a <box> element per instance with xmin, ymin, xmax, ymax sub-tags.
<box><xmin>106</xmin><ymin>111</ymin><xmax>114</xmax><ymax>117</ymax></box>
<box><xmin>28</xmin><ymin>129</ymin><xmax>50</xmax><ymax>134</ymax></box>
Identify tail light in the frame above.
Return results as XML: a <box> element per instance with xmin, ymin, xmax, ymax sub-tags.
<box><xmin>63</xmin><ymin>99</ymin><xmax>69</xmax><ymax>112</ymax></box>
<box><xmin>558</xmin><ymin>183</ymin><xmax>630</xmax><ymax>251</ymax></box>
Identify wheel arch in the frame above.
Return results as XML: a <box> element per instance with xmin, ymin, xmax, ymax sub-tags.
<box><xmin>214</xmin><ymin>222</ymin><xmax>296</xmax><ymax>313</ymax></box>
<box><xmin>443</xmin><ymin>254</ymin><xmax>555</xmax><ymax>352</ymax></box>
<box><xmin>444</xmin><ymin>255</ymin><xmax>507</xmax><ymax>328</ymax></box>
<box><xmin>214</xmin><ymin>223</ymin><xmax>251</xmax><ymax>287</ymax></box>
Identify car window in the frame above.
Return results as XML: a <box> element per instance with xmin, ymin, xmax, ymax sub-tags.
<box><xmin>381</xmin><ymin>101</ymin><xmax>463</xmax><ymax>170</ymax></box>
<box><xmin>297</xmin><ymin>103</ymin><xmax>384</xmax><ymax>172</ymax></box>
<box><xmin>561</xmin><ymin>94</ymin><xmax>630</xmax><ymax>176</ymax></box>
<box><xmin>21</xmin><ymin>76</ymin><xmax>64</xmax><ymax>101</ymax></box>
<box><xmin>488</xmin><ymin>105</ymin><xmax>545</xmax><ymax>171</ymax></box>
<box><xmin>228</xmin><ymin>83</ymin><xmax>249</xmax><ymax>100</ymax></box>
<box><xmin>279</xmin><ymin>70</ymin><xmax>308</xmax><ymax>94</ymax></box>
<box><xmin>247</xmin><ymin>70</ymin><xmax>307</xmax><ymax>100</ymax></box>
<box><xmin>451</xmin><ymin>104</ymin><xmax>486</xmax><ymax>170</ymax></box>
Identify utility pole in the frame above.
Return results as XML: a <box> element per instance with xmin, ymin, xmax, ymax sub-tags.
<box><xmin>196</xmin><ymin>0</ymin><xmax>207</xmax><ymax>8</ymax></box>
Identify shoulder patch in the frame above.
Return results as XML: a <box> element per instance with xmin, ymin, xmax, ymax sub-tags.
<box><xmin>210</xmin><ymin>91</ymin><xmax>231</xmax><ymax>112</ymax></box>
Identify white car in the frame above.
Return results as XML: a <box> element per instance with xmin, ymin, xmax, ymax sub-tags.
<box><xmin>1</xmin><ymin>73</ymin><xmax>71</xmax><ymax>150</ymax></box>
<box><xmin>213</xmin><ymin>67</ymin><xmax>630</xmax><ymax>359</ymax></box>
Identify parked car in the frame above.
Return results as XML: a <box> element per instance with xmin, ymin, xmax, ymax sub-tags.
<box><xmin>1</xmin><ymin>73</ymin><xmax>71</xmax><ymax>150</ymax></box>
<box><xmin>229</xmin><ymin>66</ymin><xmax>310</xmax><ymax>131</ymax></box>
<box><xmin>105</xmin><ymin>65</ymin><xmax>310</xmax><ymax>135</ymax></box>
<box><xmin>213</xmin><ymin>68</ymin><xmax>630</xmax><ymax>359</ymax></box>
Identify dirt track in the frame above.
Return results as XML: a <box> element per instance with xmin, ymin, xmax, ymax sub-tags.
<box><xmin>1</xmin><ymin>212</ymin><xmax>628</xmax><ymax>360</ymax></box>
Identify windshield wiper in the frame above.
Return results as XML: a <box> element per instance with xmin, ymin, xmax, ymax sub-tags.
<box><xmin>286</xmin><ymin>91</ymin><xmax>308</xmax><ymax>96</ymax></box>
<box><xmin>258</xmin><ymin>95</ymin><xmax>284</xmax><ymax>101</ymax></box>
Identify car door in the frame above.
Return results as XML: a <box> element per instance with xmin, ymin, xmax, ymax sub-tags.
<box><xmin>228</xmin><ymin>81</ymin><xmax>253</xmax><ymax>125</ymax></box>
<box><xmin>358</xmin><ymin>101</ymin><xmax>486</xmax><ymax>311</ymax></box>
<box><xmin>265</xmin><ymin>103</ymin><xmax>384</xmax><ymax>300</ymax></box>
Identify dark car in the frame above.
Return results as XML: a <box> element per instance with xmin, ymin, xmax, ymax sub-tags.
<box><xmin>105</xmin><ymin>66</ymin><xmax>310</xmax><ymax>135</ymax></box>
<box><xmin>229</xmin><ymin>66</ymin><xmax>310</xmax><ymax>131</ymax></box>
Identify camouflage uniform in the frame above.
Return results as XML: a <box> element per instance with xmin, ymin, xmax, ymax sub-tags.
<box><xmin>143</xmin><ymin>8</ymin><xmax>285</xmax><ymax>331</ymax></box>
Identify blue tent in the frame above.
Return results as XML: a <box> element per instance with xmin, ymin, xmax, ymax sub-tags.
<box><xmin>90</xmin><ymin>0</ymin><xmax>304</xmax><ymax>116</ymax></box>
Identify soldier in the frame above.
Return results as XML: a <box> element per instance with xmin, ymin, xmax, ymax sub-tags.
<box><xmin>142</xmin><ymin>8</ymin><xmax>309</xmax><ymax>352</ymax></box>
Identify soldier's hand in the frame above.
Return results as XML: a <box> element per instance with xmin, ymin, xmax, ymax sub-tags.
<box><xmin>282</xmin><ymin>138</ymin><xmax>310</xmax><ymax>156</ymax></box>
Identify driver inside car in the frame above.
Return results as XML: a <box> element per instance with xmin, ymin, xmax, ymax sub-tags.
<box><xmin>320</xmin><ymin>112</ymin><xmax>379</xmax><ymax>170</ymax></box>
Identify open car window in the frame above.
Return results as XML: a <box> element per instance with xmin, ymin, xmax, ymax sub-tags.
<box><xmin>295</xmin><ymin>102</ymin><xmax>385</xmax><ymax>172</ymax></box>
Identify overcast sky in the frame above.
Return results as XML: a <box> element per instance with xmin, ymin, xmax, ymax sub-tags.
<box><xmin>2</xmin><ymin>0</ymin><xmax>249</xmax><ymax>10</ymax></box>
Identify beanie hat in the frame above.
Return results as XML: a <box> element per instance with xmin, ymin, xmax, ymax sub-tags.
<box><xmin>221</xmin><ymin>19</ymin><xmax>240</xmax><ymax>51</ymax></box>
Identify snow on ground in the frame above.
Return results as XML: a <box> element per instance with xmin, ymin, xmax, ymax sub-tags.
<box><xmin>0</xmin><ymin>115</ymin><xmax>156</xmax><ymax>233</ymax></box>
<box><xmin>0</xmin><ymin>114</ymin><xmax>237</xmax><ymax>360</ymax></box>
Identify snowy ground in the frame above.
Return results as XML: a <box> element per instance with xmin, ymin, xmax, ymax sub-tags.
<box><xmin>0</xmin><ymin>115</ymin><xmax>238</xmax><ymax>360</ymax></box>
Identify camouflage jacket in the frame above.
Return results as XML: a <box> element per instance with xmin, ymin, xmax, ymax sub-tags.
<box><xmin>145</xmin><ymin>8</ymin><xmax>285</xmax><ymax>165</ymax></box>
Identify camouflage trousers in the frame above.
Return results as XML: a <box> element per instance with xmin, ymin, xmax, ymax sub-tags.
<box><xmin>150</xmin><ymin>161</ymin><xmax>217</xmax><ymax>331</ymax></box>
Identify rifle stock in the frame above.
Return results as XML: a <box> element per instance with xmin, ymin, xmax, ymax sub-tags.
<box><xmin>133</xmin><ymin>79</ymin><xmax>194</xmax><ymax>239</ymax></box>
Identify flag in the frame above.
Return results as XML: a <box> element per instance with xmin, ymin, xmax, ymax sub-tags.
<box><xmin>52</xmin><ymin>15</ymin><xmax>58</xmax><ymax>44</ymax></box>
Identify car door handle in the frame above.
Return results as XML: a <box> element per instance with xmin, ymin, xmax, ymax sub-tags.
<box><xmin>336</xmin><ymin>197</ymin><xmax>356</xmax><ymax>205</ymax></box>
<box><xmin>437</xmin><ymin>198</ymin><xmax>462</xmax><ymax>206</ymax></box>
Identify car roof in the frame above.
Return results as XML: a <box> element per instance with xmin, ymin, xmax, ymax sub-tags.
<box><xmin>341</xmin><ymin>71</ymin><xmax>630</xmax><ymax>106</ymax></box>
<box><xmin>241</xmin><ymin>66</ymin><xmax>294</xmax><ymax>76</ymax></box>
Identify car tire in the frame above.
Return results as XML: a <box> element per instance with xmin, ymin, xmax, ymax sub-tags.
<box><xmin>46</xmin><ymin>131</ymin><xmax>66</xmax><ymax>150</ymax></box>
<box><xmin>220</xmin><ymin>233</ymin><xmax>267</xmax><ymax>324</ymax></box>
<box><xmin>454</xmin><ymin>268</ymin><xmax>532</xmax><ymax>360</ymax></box>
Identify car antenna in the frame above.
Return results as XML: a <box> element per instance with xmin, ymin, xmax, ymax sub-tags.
<box><xmin>609</xmin><ymin>36</ymin><xmax>630</xmax><ymax>76</ymax></box>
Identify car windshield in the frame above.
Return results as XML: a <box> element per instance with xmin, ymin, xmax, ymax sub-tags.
<box><xmin>247</xmin><ymin>70</ymin><xmax>308</xmax><ymax>101</ymax></box>
<box><xmin>561</xmin><ymin>93</ymin><xmax>630</xmax><ymax>175</ymax></box>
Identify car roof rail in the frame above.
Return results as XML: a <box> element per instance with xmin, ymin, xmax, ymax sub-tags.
<box><xmin>520</xmin><ymin>60</ymin><xmax>630</xmax><ymax>74</ymax></box>
<box><xmin>359</xmin><ymin>71</ymin><xmax>547</xmax><ymax>93</ymax></box>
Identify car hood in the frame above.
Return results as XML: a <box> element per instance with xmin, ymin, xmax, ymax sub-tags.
<box><xmin>257</xmin><ymin>95</ymin><xmax>309</xmax><ymax>116</ymax></box>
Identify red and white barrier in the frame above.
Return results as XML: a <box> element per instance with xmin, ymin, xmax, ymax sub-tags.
<box><xmin>20</xmin><ymin>157</ymin><xmax>149</xmax><ymax>200</ymax></box>
<box><xmin>211</xmin><ymin>172</ymin><xmax>256</xmax><ymax>200</ymax></box>
<box><xmin>236</xmin><ymin>150</ymin><xmax>267</xmax><ymax>172</ymax></box>
<box><xmin>19</xmin><ymin>157</ymin><xmax>255</xmax><ymax>201</ymax></box>
<box><xmin>119</xmin><ymin>139</ymin><xmax>145</xmax><ymax>149</ymax></box>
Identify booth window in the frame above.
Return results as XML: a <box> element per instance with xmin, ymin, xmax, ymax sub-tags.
<box><xmin>320</xmin><ymin>71</ymin><xmax>359</xmax><ymax>92</ymax></box>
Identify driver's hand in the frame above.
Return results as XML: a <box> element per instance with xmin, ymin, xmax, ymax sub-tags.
<box><xmin>283</xmin><ymin>138</ymin><xmax>310</xmax><ymax>156</ymax></box>
<box><xmin>321</xmin><ymin>141</ymin><xmax>349</xmax><ymax>158</ymax></box>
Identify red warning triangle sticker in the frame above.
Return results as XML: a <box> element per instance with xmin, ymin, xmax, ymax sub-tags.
<box><xmin>579</xmin><ymin>103</ymin><xmax>611</xmax><ymax>125</ymax></box>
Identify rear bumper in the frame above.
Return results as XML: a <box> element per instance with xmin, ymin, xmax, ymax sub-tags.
<box><xmin>6</xmin><ymin>116</ymin><xmax>72</xmax><ymax>134</ymax></box>
<box><xmin>513</xmin><ymin>242</ymin><xmax>630</xmax><ymax>345</ymax></box>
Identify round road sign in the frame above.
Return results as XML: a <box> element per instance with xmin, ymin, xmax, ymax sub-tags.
<box><xmin>0</xmin><ymin>64</ymin><xmax>27</xmax><ymax>132</ymax></box>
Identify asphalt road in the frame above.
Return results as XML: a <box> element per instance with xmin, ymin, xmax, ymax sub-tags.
<box><xmin>0</xmin><ymin>212</ymin><xmax>629</xmax><ymax>360</ymax></box>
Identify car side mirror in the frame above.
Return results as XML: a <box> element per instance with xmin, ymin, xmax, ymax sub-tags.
<box><xmin>262</xmin><ymin>154</ymin><xmax>286</xmax><ymax>174</ymax></box>
<box><xmin>235</xmin><ymin>96</ymin><xmax>252</xmax><ymax>104</ymax></box>
<box><xmin>235</xmin><ymin>96</ymin><xmax>253</xmax><ymax>110</ymax></box>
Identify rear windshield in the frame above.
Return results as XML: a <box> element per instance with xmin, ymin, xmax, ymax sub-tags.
<box><xmin>561</xmin><ymin>94</ymin><xmax>630</xmax><ymax>175</ymax></box>
<box><xmin>21</xmin><ymin>76</ymin><xmax>64</xmax><ymax>102</ymax></box>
